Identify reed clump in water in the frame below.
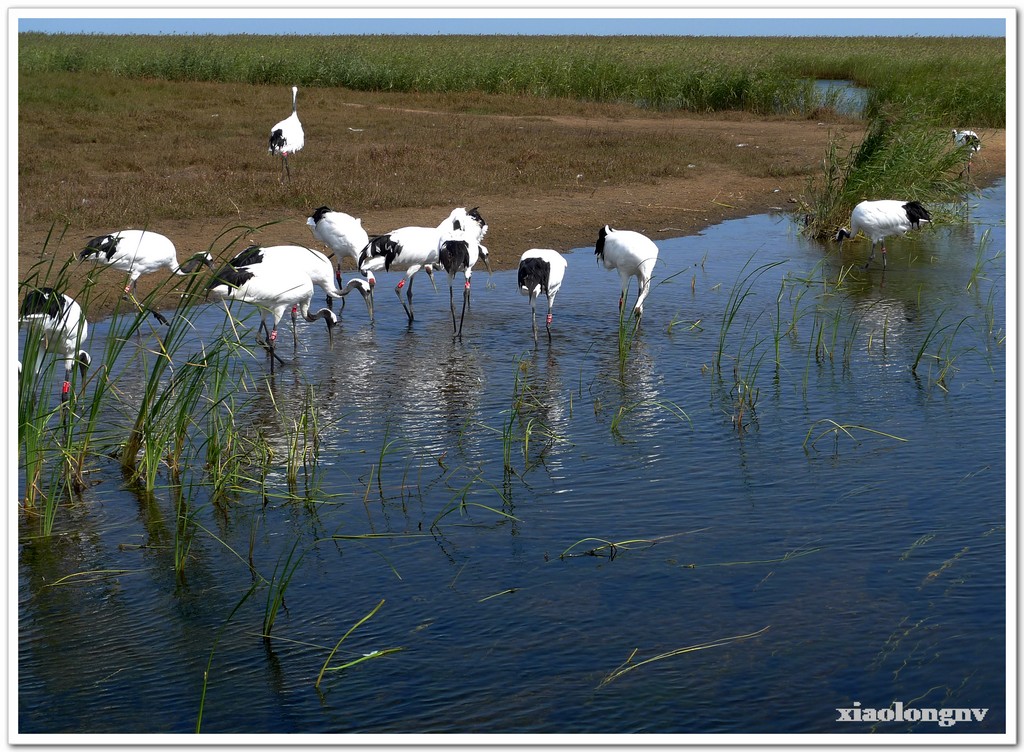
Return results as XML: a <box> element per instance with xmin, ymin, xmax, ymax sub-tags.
<box><xmin>800</xmin><ymin>109</ymin><xmax>974</xmax><ymax>241</ymax></box>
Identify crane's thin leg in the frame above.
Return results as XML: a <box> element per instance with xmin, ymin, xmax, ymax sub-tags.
<box><xmin>458</xmin><ymin>280</ymin><xmax>470</xmax><ymax>338</ymax></box>
<box><xmin>396</xmin><ymin>276</ymin><xmax>414</xmax><ymax>323</ymax></box>
<box><xmin>448</xmin><ymin>284</ymin><xmax>458</xmax><ymax>334</ymax></box>
<box><xmin>881</xmin><ymin>242</ymin><xmax>888</xmax><ymax>269</ymax></box>
<box><xmin>864</xmin><ymin>242</ymin><xmax>876</xmax><ymax>270</ymax></box>
<box><xmin>291</xmin><ymin>305</ymin><xmax>298</xmax><ymax>350</ymax></box>
<box><xmin>264</xmin><ymin>328</ymin><xmax>287</xmax><ymax>371</ymax></box>
<box><xmin>60</xmin><ymin>364</ymin><xmax>72</xmax><ymax>405</ymax></box>
<box><xmin>634</xmin><ymin>277</ymin><xmax>652</xmax><ymax>321</ymax></box>
<box><xmin>530</xmin><ymin>291</ymin><xmax>539</xmax><ymax>343</ymax></box>
<box><xmin>256</xmin><ymin>317</ymin><xmax>271</xmax><ymax>349</ymax></box>
<box><xmin>406</xmin><ymin>274</ymin><xmax>416</xmax><ymax>322</ymax></box>
<box><xmin>124</xmin><ymin>280</ymin><xmax>169</xmax><ymax>325</ymax></box>
<box><xmin>546</xmin><ymin>296</ymin><xmax>555</xmax><ymax>343</ymax></box>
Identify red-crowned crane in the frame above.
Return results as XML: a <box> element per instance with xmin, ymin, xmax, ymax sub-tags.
<box><xmin>227</xmin><ymin>244</ymin><xmax>373</xmax><ymax>320</ymax></box>
<box><xmin>358</xmin><ymin>207</ymin><xmax>490</xmax><ymax>323</ymax></box>
<box><xmin>953</xmin><ymin>129</ymin><xmax>981</xmax><ymax>177</ymax></box>
<box><xmin>206</xmin><ymin>260</ymin><xmax>336</xmax><ymax>373</ymax></box>
<box><xmin>18</xmin><ymin>287</ymin><xmax>91</xmax><ymax>404</ymax></box>
<box><xmin>835</xmin><ymin>200</ymin><xmax>931</xmax><ymax>270</ymax></box>
<box><xmin>594</xmin><ymin>225</ymin><xmax>659</xmax><ymax>320</ymax></box>
<box><xmin>79</xmin><ymin>229</ymin><xmax>213</xmax><ymax>325</ymax></box>
<box><xmin>518</xmin><ymin>248</ymin><xmax>568</xmax><ymax>343</ymax></box>
<box><xmin>306</xmin><ymin>206</ymin><xmax>375</xmax><ymax>317</ymax></box>
<box><xmin>268</xmin><ymin>86</ymin><xmax>304</xmax><ymax>183</ymax></box>
<box><xmin>436</xmin><ymin>220</ymin><xmax>486</xmax><ymax>338</ymax></box>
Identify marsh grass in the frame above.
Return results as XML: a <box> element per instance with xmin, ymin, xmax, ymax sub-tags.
<box><xmin>560</xmin><ymin>536</ymin><xmax>661</xmax><ymax>560</ymax></box>
<box><xmin>713</xmin><ymin>257</ymin><xmax>785</xmax><ymax>431</ymax></box>
<box><xmin>429</xmin><ymin>465</ymin><xmax>519</xmax><ymax>532</ymax></box>
<box><xmin>609</xmin><ymin>398</ymin><xmax>692</xmax><ymax>440</ymax></box>
<box><xmin>263</xmin><ymin>538</ymin><xmax>305</xmax><ymax>639</ymax></box>
<box><xmin>18</xmin><ymin>256</ymin><xmax>114</xmax><ymax>530</ymax></box>
<box><xmin>801</xmin><ymin>109</ymin><xmax>974</xmax><ymax>240</ymax></box>
<box><xmin>19</xmin><ymin>33</ymin><xmax>1004</xmax><ymax>125</ymax></box>
<box><xmin>494</xmin><ymin>356</ymin><xmax>569</xmax><ymax>473</ymax></box>
<box><xmin>197</xmin><ymin>581</ymin><xmax>259</xmax><ymax>733</ymax></box>
<box><xmin>281</xmin><ymin>384</ymin><xmax>323</xmax><ymax>493</ymax></box>
<box><xmin>913</xmin><ymin>314</ymin><xmax>975</xmax><ymax>392</ymax></box>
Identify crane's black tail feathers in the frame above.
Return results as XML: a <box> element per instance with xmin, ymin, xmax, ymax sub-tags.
<box><xmin>438</xmin><ymin>240</ymin><xmax>471</xmax><ymax>274</ymax></box>
<box><xmin>518</xmin><ymin>257</ymin><xmax>550</xmax><ymax>295</ymax></box>
<box><xmin>903</xmin><ymin>201</ymin><xmax>931</xmax><ymax>228</ymax></box>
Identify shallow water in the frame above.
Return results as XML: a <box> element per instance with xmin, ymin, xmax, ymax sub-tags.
<box><xmin>813</xmin><ymin>79</ymin><xmax>869</xmax><ymax>116</ymax></box>
<box><xmin>18</xmin><ymin>181</ymin><xmax>1007</xmax><ymax>737</ymax></box>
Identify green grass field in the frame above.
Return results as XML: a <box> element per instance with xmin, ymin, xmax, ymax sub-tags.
<box><xmin>19</xmin><ymin>33</ymin><xmax>1005</xmax><ymax>126</ymax></box>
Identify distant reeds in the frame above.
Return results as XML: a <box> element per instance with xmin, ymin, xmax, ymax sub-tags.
<box><xmin>19</xmin><ymin>33</ymin><xmax>1005</xmax><ymax>125</ymax></box>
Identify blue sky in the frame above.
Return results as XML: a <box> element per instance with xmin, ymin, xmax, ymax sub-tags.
<box><xmin>16</xmin><ymin>15</ymin><xmax>1008</xmax><ymax>37</ymax></box>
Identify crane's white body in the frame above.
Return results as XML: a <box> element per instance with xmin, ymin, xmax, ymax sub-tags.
<box><xmin>269</xmin><ymin>86</ymin><xmax>304</xmax><ymax>182</ymax></box>
<box><xmin>953</xmin><ymin>129</ymin><xmax>981</xmax><ymax>177</ymax></box>
<box><xmin>227</xmin><ymin>244</ymin><xmax>373</xmax><ymax>319</ymax></box>
<box><xmin>836</xmin><ymin>199</ymin><xmax>931</xmax><ymax>269</ymax></box>
<box><xmin>518</xmin><ymin>248</ymin><xmax>568</xmax><ymax>342</ymax></box>
<box><xmin>18</xmin><ymin>287</ymin><xmax>91</xmax><ymax>402</ymax></box>
<box><xmin>358</xmin><ymin>207</ymin><xmax>490</xmax><ymax>322</ymax></box>
<box><xmin>207</xmin><ymin>261</ymin><xmax>336</xmax><ymax>371</ymax></box>
<box><xmin>79</xmin><ymin>229</ymin><xmax>210</xmax><ymax>293</ymax></box>
<box><xmin>594</xmin><ymin>226</ymin><xmax>659</xmax><ymax>319</ymax></box>
<box><xmin>307</xmin><ymin>206</ymin><xmax>373</xmax><ymax>281</ymax></box>
<box><xmin>953</xmin><ymin>129</ymin><xmax>981</xmax><ymax>153</ymax></box>
<box><xmin>78</xmin><ymin>229</ymin><xmax>212</xmax><ymax>324</ymax></box>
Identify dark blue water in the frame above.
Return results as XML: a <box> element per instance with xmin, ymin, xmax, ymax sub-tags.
<box><xmin>17</xmin><ymin>181</ymin><xmax>1007</xmax><ymax>738</ymax></box>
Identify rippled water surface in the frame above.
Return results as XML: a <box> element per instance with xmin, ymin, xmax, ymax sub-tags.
<box><xmin>18</xmin><ymin>182</ymin><xmax>1007</xmax><ymax>737</ymax></box>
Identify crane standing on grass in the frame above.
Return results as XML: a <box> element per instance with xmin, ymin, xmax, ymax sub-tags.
<box><xmin>269</xmin><ymin>86</ymin><xmax>304</xmax><ymax>183</ymax></box>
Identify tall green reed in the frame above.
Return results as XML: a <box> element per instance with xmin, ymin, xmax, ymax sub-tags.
<box><xmin>19</xmin><ymin>33</ymin><xmax>1006</xmax><ymax>124</ymax></box>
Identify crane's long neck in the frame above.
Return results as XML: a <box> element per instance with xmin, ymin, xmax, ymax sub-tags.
<box><xmin>292</xmin><ymin>87</ymin><xmax>298</xmax><ymax>114</ymax></box>
<box><xmin>175</xmin><ymin>253</ymin><xmax>211</xmax><ymax>276</ymax></box>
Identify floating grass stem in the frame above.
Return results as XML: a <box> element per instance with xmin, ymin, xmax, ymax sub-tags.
<box><xmin>803</xmin><ymin>419</ymin><xmax>908</xmax><ymax>455</ymax></box>
<box><xmin>316</xmin><ymin>599</ymin><xmax>403</xmax><ymax>689</ymax></box>
<box><xmin>598</xmin><ymin>626</ymin><xmax>770</xmax><ymax>688</ymax></box>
